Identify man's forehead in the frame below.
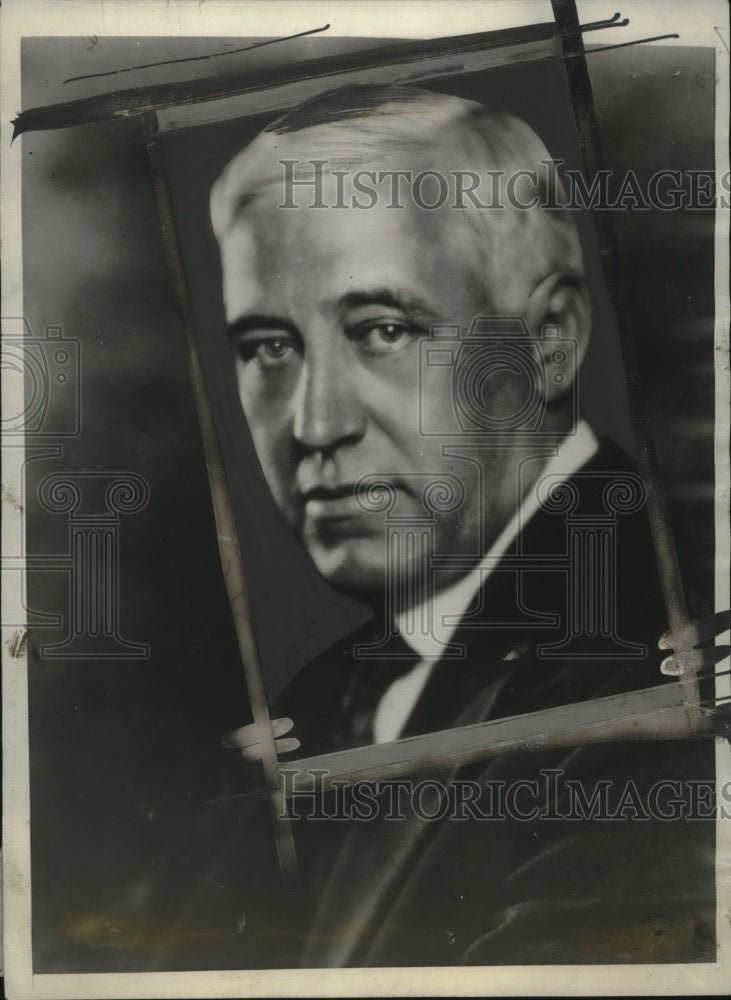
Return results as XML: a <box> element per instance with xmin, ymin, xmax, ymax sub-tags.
<box><xmin>213</xmin><ymin>144</ymin><xmax>459</xmax><ymax>235</ymax></box>
<box><xmin>212</xmin><ymin>134</ymin><xmax>518</xmax><ymax>278</ymax></box>
<box><xmin>210</xmin><ymin>95</ymin><xmax>522</xmax><ymax>238</ymax></box>
<box><xmin>218</xmin><ymin>198</ymin><xmax>483</xmax><ymax>318</ymax></box>
<box><xmin>218</xmin><ymin>176</ymin><xmax>487</xmax><ymax>279</ymax></box>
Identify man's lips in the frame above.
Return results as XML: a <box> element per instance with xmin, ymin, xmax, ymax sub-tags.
<box><xmin>297</xmin><ymin>480</ymin><xmax>409</xmax><ymax>520</ymax></box>
<box><xmin>299</xmin><ymin>483</ymin><xmax>362</xmax><ymax>519</ymax></box>
<box><xmin>301</xmin><ymin>484</ymin><xmax>357</xmax><ymax>502</ymax></box>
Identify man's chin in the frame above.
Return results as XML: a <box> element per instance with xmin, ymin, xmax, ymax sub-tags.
<box><xmin>306</xmin><ymin>541</ymin><xmax>387</xmax><ymax>601</ymax></box>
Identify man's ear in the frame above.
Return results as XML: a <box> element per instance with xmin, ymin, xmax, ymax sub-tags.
<box><xmin>525</xmin><ymin>272</ymin><xmax>591</xmax><ymax>404</ymax></box>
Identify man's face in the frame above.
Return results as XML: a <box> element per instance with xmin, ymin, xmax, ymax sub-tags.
<box><xmin>218</xmin><ymin>170</ymin><xmax>533</xmax><ymax>600</ymax></box>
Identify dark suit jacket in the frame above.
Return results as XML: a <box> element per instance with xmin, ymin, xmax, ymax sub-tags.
<box><xmin>199</xmin><ymin>440</ymin><xmax>719</xmax><ymax>968</ymax></box>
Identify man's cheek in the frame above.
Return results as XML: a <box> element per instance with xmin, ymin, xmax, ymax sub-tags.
<box><xmin>257</xmin><ymin>431</ymin><xmax>299</xmax><ymax>520</ymax></box>
<box><xmin>243</xmin><ymin>393</ymin><xmax>290</xmax><ymax>454</ymax></box>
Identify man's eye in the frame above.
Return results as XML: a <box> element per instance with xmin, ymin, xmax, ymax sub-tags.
<box><xmin>357</xmin><ymin>321</ymin><xmax>415</xmax><ymax>355</ymax></box>
<box><xmin>236</xmin><ymin>336</ymin><xmax>297</xmax><ymax>366</ymax></box>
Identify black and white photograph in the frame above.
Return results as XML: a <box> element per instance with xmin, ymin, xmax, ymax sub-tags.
<box><xmin>2</xmin><ymin>1</ymin><xmax>730</xmax><ymax>996</ymax></box>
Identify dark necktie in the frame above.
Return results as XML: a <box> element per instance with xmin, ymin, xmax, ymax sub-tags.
<box><xmin>333</xmin><ymin>627</ymin><xmax>421</xmax><ymax>748</ymax></box>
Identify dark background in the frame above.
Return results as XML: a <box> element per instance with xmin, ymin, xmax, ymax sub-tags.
<box><xmin>20</xmin><ymin>35</ymin><xmax>716</xmax><ymax>971</ymax></box>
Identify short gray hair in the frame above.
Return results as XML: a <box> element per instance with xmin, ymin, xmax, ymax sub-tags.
<box><xmin>210</xmin><ymin>84</ymin><xmax>585</xmax><ymax>311</ymax></box>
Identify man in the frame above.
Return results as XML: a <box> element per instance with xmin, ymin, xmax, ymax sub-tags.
<box><xmin>208</xmin><ymin>85</ymin><xmax>716</xmax><ymax>966</ymax></box>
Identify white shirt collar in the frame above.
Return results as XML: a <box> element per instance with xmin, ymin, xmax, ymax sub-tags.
<box><xmin>395</xmin><ymin>420</ymin><xmax>599</xmax><ymax>659</ymax></box>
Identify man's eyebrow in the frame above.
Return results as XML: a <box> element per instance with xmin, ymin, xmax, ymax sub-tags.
<box><xmin>332</xmin><ymin>289</ymin><xmax>438</xmax><ymax>321</ymax></box>
<box><xmin>226</xmin><ymin>314</ymin><xmax>300</xmax><ymax>343</ymax></box>
<box><xmin>226</xmin><ymin>291</ymin><xmax>439</xmax><ymax>342</ymax></box>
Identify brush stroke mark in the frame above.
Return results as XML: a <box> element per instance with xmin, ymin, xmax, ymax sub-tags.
<box><xmin>12</xmin><ymin>13</ymin><xmax>633</xmax><ymax>139</ymax></box>
<box><xmin>13</xmin><ymin>27</ymin><xmax>680</xmax><ymax>140</ymax></box>
<box><xmin>155</xmin><ymin>31</ymin><xmax>682</xmax><ymax>134</ymax></box>
<box><xmin>1</xmin><ymin>484</ymin><xmax>24</xmax><ymax>514</ymax></box>
<box><xmin>13</xmin><ymin>23</ymin><xmax>557</xmax><ymax>136</ymax></box>
<box><xmin>582</xmin><ymin>32</ymin><xmax>679</xmax><ymax>56</ymax></box>
<box><xmin>714</xmin><ymin>25</ymin><xmax>730</xmax><ymax>55</ymax></box>
<box><xmin>7</xmin><ymin>629</ymin><xmax>28</xmax><ymax>660</ymax></box>
<box><xmin>62</xmin><ymin>23</ymin><xmax>332</xmax><ymax>84</ymax></box>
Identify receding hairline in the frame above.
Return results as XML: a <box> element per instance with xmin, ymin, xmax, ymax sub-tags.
<box><xmin>211</xmin><ymin>86</ymin><xmax>552</xmax><ymax>225</ymax></box>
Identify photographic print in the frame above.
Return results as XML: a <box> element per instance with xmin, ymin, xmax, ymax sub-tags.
<box><xmin>2</xmin><ymin>1</ymin><xmax>730</xmax><ymax>996</ymax></box>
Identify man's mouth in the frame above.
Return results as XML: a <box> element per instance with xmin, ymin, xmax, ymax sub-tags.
<box><xmin>295</xmin><ymin>473</ymin><xmax>419</xmax><ymax>525</ymax></box>
<box><xmin>302</xmin><ymin>484</ymin><xmax>356</xmax><ymax>503</ymax></box>
<box><xmin>299</xmin><ymin>483</ymin><xmax>363</xmax><ymax>520</ymax></box>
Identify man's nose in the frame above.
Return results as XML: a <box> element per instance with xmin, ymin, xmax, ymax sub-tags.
<box><xmin>292</xmin><ymin>346</ymin><xmax>366</xmax><ymax>453</ymax></box>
